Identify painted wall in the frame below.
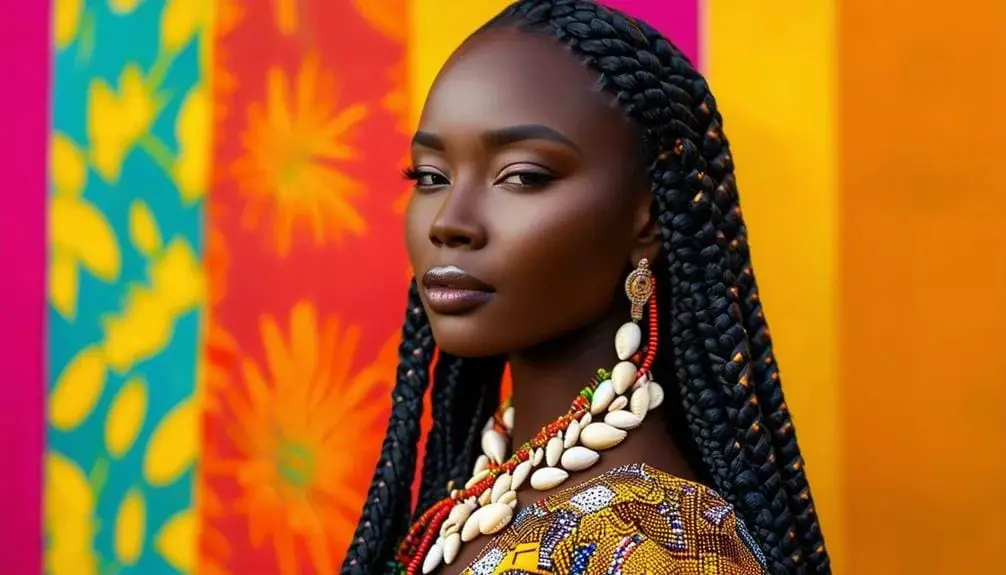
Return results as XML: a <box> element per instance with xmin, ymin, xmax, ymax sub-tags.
<box><xmin>838</xmin><ymin>0</ymin><xmax>1006</xmax><ymax>572</ymax></box>
<box><xmin>3</xmin><ymin>1</ymin><xmax>1004</xmax><ymax>573</ymax></box>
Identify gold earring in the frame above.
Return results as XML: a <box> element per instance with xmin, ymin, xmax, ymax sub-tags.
<box><xmin>625</xmin><ymin>258</ymin><xmax>654</xmax><ymax>322</ymax></box>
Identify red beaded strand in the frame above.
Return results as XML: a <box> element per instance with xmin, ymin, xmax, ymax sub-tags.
<box><xmin>637</xmin><ymin>284</ymin><xmax>659</xmax><ymax>377</ymax></box>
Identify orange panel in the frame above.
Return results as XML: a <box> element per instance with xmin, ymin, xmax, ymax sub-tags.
<box><xmin>839</xmin><ymin>1</ymin><xmax>1006</xmax><ymax>572</ymax></box>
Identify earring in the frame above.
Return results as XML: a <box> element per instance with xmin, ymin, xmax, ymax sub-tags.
<box><xmin>625</xmin><ymin>258</ymin><xmax>654</xmax><ymax>323</ymax></box>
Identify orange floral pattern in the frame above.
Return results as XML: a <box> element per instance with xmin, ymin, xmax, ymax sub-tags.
<box><xmin>204</xmin><ymin>0</ymin><xmax>411</xmax><ymax>571</ymax></box>
<box><xmin>231</xmin><ymin>54</ymin><xmax>370</xmax><ymax>256</ymax></box>
<box><xmin>205</xmin><ymin>302</ymin><xmax>397</xmax><ymax>574</ymax></box>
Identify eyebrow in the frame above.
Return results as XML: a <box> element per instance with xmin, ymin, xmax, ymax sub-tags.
<box><xmin>411</xmin><ymin>124</ymin><xmax>581</xmax><ymax>155</ymax></box>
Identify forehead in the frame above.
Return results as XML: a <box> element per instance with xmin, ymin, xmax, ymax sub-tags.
<box><xmin>419</xmin><ymin>27</ymin><xmax>635</xmax><ymax>151</ymax></box>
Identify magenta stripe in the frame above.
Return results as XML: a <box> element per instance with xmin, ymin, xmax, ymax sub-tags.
<box><xmin>604</xmin><ymin>0</ymin><xmax>701</xmax><ymax>67</ymax></box>
<box><xmin>0</xmin><ymin>0</ymin><xmax>48</xmax><ymax>573</ymax></box>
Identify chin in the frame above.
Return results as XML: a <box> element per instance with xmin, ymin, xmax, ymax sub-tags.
<box><xmin>428</xmin><ymin>315</ymin><xmax>507</xmax><ymax>358</ymax></box>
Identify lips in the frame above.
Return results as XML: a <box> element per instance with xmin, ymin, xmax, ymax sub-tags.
<box><xmin>422</xmin><ymin>265</ymin><xmax>495</xmax><ymax>315</ymax></box>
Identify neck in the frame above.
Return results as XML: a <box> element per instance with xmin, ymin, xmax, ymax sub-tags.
<box><xmin>507</xmin><ymin>308</ymin><xmax>624</xmax><ymax>446</ymax></box>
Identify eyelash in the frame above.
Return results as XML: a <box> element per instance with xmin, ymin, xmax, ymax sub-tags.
<box><xmin>402</xmin><ymin>166</ymin><xmax>557</xmax><ymax>190</ymax></box>
<box><xmin>402</xmin><ymin>167</ymin><xmax>449</xmax><ymax>188</ymax></box>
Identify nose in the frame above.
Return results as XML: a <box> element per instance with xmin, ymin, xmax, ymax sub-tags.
<box><xmin>428</xmin><ymin>186</ymin><xmax>487</xmax><ymax>250</ymax></box>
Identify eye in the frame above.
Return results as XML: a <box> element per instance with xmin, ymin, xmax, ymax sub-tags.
<box><xmin>403</xmin><ymin>166</ymin><xmax>450</xmax><ymax>189</ymax></box>
<box><xmin>495</xmin><ymin>166</ymin><xmax>557</xmax><ymax>190</ymax></box>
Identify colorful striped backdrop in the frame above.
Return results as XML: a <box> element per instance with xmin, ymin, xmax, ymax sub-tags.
<box><xmin>2</xmin><ymin>1</ymin><xmax>1004</xmax><ymax>574</ymax></box>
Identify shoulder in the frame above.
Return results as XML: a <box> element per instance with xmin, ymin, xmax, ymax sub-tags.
<box><xmin>463</xmin><ymin>463</ymin><xmax>768</xmax><ymax>575</ymax></box>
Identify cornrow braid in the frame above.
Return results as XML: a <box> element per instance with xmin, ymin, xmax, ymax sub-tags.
<box><xmin>741</xmin><ymin>261</ymin><xmax>829</xmax><ymax>569</ymax></box>
<box><xmin>414</xmin><ymin>354</ymin><xmax>505</xmax><ymax>517</ymax></box>
<box><xmin>439</xmin><ymin>358</ymin><xmax>505</xmax><ymax>495</ymax></box>
<box><xmin>414</xmin><ymin>354</ymin><xmax>465</xmax><ymax>514</ymax></box>
<box><xmin>341</xmin><ymin>281</ymin><xmax>436</xmax><ymax>575</ymax></box>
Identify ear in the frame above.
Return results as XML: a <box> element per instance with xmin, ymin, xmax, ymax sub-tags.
<box><xmin>629</xmin><ymin>193</ymin><xmax>661</xmax><ymax>265</ymax></box>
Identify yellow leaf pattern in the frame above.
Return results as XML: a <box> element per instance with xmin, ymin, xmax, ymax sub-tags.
<box><xmin>114</xmin><ymin>487</ymin><xmax>146</xmax><ymax>564</ymax></box>
<box><xmin>45</xmin><ymin>452</ymin><xmax>99</xmax><ymax>575</ymax></box>
<box><xmin>49</xmin><ymin>252</ymin><xmax>80</xmax><ymax>321</ymax></box>
<box><xmin>129</xmin><ymin>199</ymin><xmax>163</xmax><ymax>257</ymax></box>
<box><xmin>87</xmin><ymin>64</ymin><xmax>157</xmax><ymax>183</ymax></box>
<box><xmin>50</xmin><ymin>195</ymin><xmax>121</xmax><ymax>281</ymax></box>
<box><xmin>55</xmin><ymin>0</ymin><xmax>84</xmax><ymax>49</ymax></box>
<box><xmin>156</xmin><ymin>509</ymin><xmax>194</xmax><ymax>572</ymax></box>
<box><xmin>144</xmin><ymin>399</ymin><xmax>197</xmax><ymax>486</ymax></box>
<box><xmin>109</xmin><ymin>0</ymin><xmax>143</xmax><ymax>14</ymax></box>
<box><xmin>49</xmin><ymin>346</ymin><xmax>107</xmax><ymax>431</ymax></box>
<box><xmin>175</xmin><ymin>85</ymin><xmax>210</xmax><ymax>202</ymax></box>
<box><xmin>161</xmin><ymin>0</ymin><xmax>204</xmax><ymax>53</ymax></box>
<box><xmin>105</xmin><ymin>376</ymin><xmax>148</xmax><ymax>458</ymax></box>
<box><xmin>51</xmin><ymin>132</ymin><xmax>87</xmax><ymax>197</ymax></box>
<box><xmin>47</xmin><ymin>0</ymin><xmax>208</xmax><ymax>572</ymax></box>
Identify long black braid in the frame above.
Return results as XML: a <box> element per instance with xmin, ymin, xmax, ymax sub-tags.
<box><xmin>342</xmin><ymin>2</ymin><xmax>829</xmax><ymax>573</ymax></box>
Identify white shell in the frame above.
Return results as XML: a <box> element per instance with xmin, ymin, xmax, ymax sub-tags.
<box><xmin>473</xmin><ymin>454</ymin><xmax>490</xmax><ymax>475</ymax></box>
<box><xmin>443</xmin><ymin>533</ymin><xmax>462</xmax><ymax>565</ymax></box>
<box><xmin>590</xmin><ymin>380</ymin><xmax>615</xmax><ymax>414</ymax></box>
<box><xmin>630</xmin><ymin>385</ymin><xmax>650</xmax><ymax>419</ymax></box>
<box><xmin>579</xmin><ymin>422</ymin><xmax>628</xmax><ymax>450</ymax></box>
<box><xmin>633</xmin><ymin>373</ymin><xmax>650</xmax><ymax>391</ymax></box>
<box><xmin>481</xmin><ymin>429</ymin><xmax>507</xmax><ymax>464</ymax></box>
<box><xmin>478</xmin><ymin>487</ymin><xmax>492</xmax><ymax>506</ymax></box>
<box><xmin>483</xmin><ymin>416</ymin><xmax>495</xmax><ymax>433</ymax></box>
<box><xmin>491</xmin><ymin>473</ymin><xmax>512</xmax><ymax>503</ymax></box>
<box><xmin>615</xmin><ymin>321</ymin><xmax>642</xmax><ymax>360</ymax></box>
<box><xmin>532</xmin><ymin>447</ymin><xmax>544</xmax><ymax>466</ymax></box>
<box><xmin>502</xmin><ymin>406</ymin><xmax>515</xmax><ymax>430</ymax></box>
<box><xmin>546</xmin><ymin>436</ymin><xmax>563</xmax><ymax>467</ymax></box>
<box><xmin>461</xmin><ymin>507</ymin><xmax>484</xmax><ymax>542</ymax></box>
<box><xmin>478</xmin><ymin>502</ymin><xmax>514</xmax><ymax>535</ymax></box>
<box><xmin>443</xmin><ymin>523</ymin><xmax>459</xmax><ymax>537</ymax></box>
<box><xmin>498</xmin><ymin>490</ymin><xmax>518</xmax><ymax>507</ymax></box>
<box><xmin>512</xmin><ymin>460</ymin><xmax>533</xmax><ymax>490</ymax></box>
<box><xmin>530</xmin><ymin>467</ymin><xmax>569</xmax><ymax>491</ymax></box>
<box><xmin>422</xmin><ymin>541</ymin><xmax>444</xmax><ymax>574</ymax></box>
<box><xmin>465</xmin><ymin>469</ymin><xmax>490</xmax><ymax>489</ymax></box>
<box><xmin>561</xmin><ymin>445</ymin><xmax>600</xmax><ymax>471</ymax></box>
<box><xmin>563</xmin><ymin>420</ymin><xmax>581</xmax><ymax>448</ymax></box>
<box><xmin>441</xmin><ymin>503</ymin><xmax>472</xmax><ymax>536</ymax></box>
<box><xmin>612</xmin><ymin>361</ymin><xmax>637</xmax><ymax>394</ymax></box>
<box><xmin>579</xmin><ymin>412</ymin><xmax>592</xmax><ymax>427</ymax></box>
<box><xmin>608</xmin><ymin>396</ymin><xmax>628</xmax><ymax>412</ymax></box>
<box><xmin>605</xmin><ymin>410</ymin><xmax>643</xmax><ymax>430</ymax></box>
<box><xmin>649</xmin><ymin>382</ymin><xmax>665</xmax><ymax>410</ymax></box>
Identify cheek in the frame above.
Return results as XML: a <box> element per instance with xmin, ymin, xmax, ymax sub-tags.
<box><xmin>403</xmin><ymin>197</ymin><xmax>433</xmax><ymax>272</ymax></box>
<box><xmin>493</xmin><ymin>188</ymin><xmax>634</xmax><ymax>330</ymax></box>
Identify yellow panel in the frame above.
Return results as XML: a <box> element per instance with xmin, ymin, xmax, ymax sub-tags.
<box><xmin>407</xmin><ymin>0</ymin><xmax>514</xmax><ymax>126</ymax></box>
<box><xmin>705</xmin><ymin>1</ymin><xmax>843</xmax><ymax>569</ymax></box>
<box><xmin>839</xmin><ymin>0</ymin><xmax>1006</xmax><ymax>573</ymax></box>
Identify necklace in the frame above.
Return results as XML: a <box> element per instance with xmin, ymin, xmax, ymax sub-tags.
<box><xmin>396</xmin><ymin>266</ymin><xmax>663</xmax><ymax>575</ymax></box>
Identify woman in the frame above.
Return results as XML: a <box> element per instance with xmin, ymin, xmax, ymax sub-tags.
<box><xmin>342</xmin><ymin>1</ymin><xmax>829</xmax><ymax>574</ymax></box>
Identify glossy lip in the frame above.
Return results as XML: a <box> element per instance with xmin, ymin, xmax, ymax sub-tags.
<box><xmin>422</xmin><ymin>265</ymin><xmax>495</xmax><ymax>315</ymax></box>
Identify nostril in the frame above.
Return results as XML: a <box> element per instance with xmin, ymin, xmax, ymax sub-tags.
<box><xmin>431</xmin><ymin>233</ymin><xmax>472</xmax><ymax>249</ymax></box>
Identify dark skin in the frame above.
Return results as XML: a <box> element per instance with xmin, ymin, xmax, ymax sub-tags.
<box><xmin>405</xmin><ymin>27</ymin><xmax>699</xmax><ymax>573</ymax></box>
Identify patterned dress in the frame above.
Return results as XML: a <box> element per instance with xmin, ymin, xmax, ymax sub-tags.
<box><xmin>459</xmin><ymin>463</ymin><xmax>767</xmax><ymax>575</ymax></box>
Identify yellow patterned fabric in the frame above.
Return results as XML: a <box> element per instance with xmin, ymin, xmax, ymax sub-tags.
<box><xmin>461</xmin><ymin>463</ymin><xmax>768</xmax><ymax>575</ymax></box>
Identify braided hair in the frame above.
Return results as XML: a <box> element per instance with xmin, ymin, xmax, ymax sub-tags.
<box><xmin>342</xmin><ymin>2</ymin><xmax>829</xmax><ymax>573</ymax></box>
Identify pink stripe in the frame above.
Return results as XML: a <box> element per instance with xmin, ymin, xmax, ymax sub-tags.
<box><xmin>0</xmin><ymin>0</ymin><xmax>48</xmax><ymax>573</ymax></box>
<box><xmin>604</xmin><ymin>0</ymin><xmax>701</xmax><ymax>67</ymax></box>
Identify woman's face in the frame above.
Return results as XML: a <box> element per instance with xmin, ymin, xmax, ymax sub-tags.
<box><xmin>405</xmin><ymin>27</ymin><xmax>656</xmax><ymax>357</ymax></box>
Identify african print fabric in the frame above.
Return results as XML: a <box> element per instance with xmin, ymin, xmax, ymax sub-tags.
<box><xmin>461</xmin><ymin>464</ymin><xmax>767</xmax><ymax>575</ymax></box>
